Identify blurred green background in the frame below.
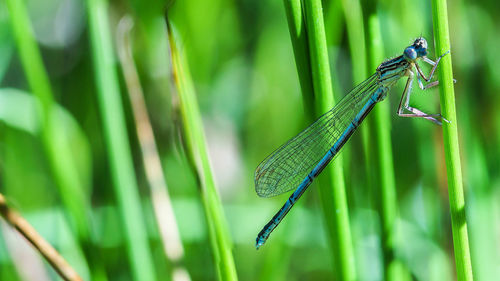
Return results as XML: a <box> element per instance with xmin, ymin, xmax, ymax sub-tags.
<box><xmin>0</xmin><ymin>0</ymin><xmax>498</xmax><ymax>280</ymax></box>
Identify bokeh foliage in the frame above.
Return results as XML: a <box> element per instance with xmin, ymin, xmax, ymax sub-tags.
<box><xmin>0</xmin><ymin>0</ymin><xmax>498</xmax><ymax>280</ymax></box>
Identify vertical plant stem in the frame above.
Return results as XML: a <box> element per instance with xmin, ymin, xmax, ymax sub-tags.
<box><xmin>340</xmin><ymin>0</ymin><xmax>367</xmax><ymax>84</ymax></box>
<box><xmin>166</xmin><ymin>18</ymin><xmax>238</xmax><ymax>281</ymax></box>
<box><xmin>341</xmin><ymin>0</ymin><xmax>376</xmax><ymax>215</ymax></box>
<box><xmin>367</xmin><ymin>14</ymin><xmax>407</xmax><ymax>281</ymax></box>
<box><xmin>367</xmin><ymin>16</ymin><xmax>395</xmax><ymax>242</ymax></box>
<box><xmin>85</xmin><ymin>0</ymin><xmax>157</xmax><ymax>280</ymax></box>
<box><xmin>339</xmin><ymin>0</ymin><xmax>373</xmax><ymax>198</ymax></box>
<box><xmin>301</xmin><ymin>1</ymin><xmax>357</xmax><ymax>280</ymax></box>
<box><xmin>431</xmin><ymin>0</ymin><xmax>473</xmax><ymax>280</ymax></box>
<box><xmin>116</xmin><ymin>17</ymin><xmax>191</xmax><ymax>281</ymax></box>
<box><xmin>282</xmin><ymin>0</ymin><xmax>314</xmax><ymax>119</ymax></box>
<box><xmin>5</xmin><ymin>0</ymin><xmax>87</xmax><ymax>242</ymax></box>
<box><xmin>324</xmin><ymin>0</ymin><xmax>344</xmax><ymax>48</ymax></box>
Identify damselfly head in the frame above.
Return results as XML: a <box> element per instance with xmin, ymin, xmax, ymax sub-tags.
<box><xmin>413</xmin><ymin>37</ymin><xmax>428</xmax><ymax>56</ymax></box>
<box><xmin>404</xmin><ymin>37</ymin><xmax>428</xmax><ymax>61</ymax></box>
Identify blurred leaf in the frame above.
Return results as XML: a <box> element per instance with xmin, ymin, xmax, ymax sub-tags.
<box><xmin>0</xmin><ymin>88</ymin><xmax>91</xmax><ymax>190</ymax></box>
<box><xmin>397</xmin><ymin>218</ymin><xmax>453</xmax><ymax>281</ymax></box>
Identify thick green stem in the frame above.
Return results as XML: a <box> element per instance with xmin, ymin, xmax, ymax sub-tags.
<box><xmin>367</xmin><ymin>14</ymin><xmax>409</xmax><ymax>281</ymax></box>
<box><xmin>340</xmin><ymin>0</ymin><xmax>374</xmax><ymax>203</ymax></box>
<box><xmin>431</xmin><ymin>0</ymin><xmax>473</xmax><ymax>280</ymax></box>
<box><xmin>299</xmin><ymin>0</ymin><xmax>357</xmax><ymax>280</ymax></box>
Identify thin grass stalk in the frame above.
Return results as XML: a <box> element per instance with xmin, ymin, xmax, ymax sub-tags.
<box><xmin>116</xmin><ymin>16</ymin><xmax>191</xmax><ymax>281</ymax></box>
<box><xmin>283</xmin><ymin>0</ymin><xmax>314</xmax><ymax>118</ymax></box>
<box><xmin>166</xmin><ymin>17</ymin><xmax>238</xmax><ymax>281</ymax></box>
<box><xmin>431</xmin><ymin>0</ymin><xmax>473</xmax><ymax>280</ymax></box>
<box><xmin>339</xmin><ymin>0</ymin><xmax>374</xmax><ymax>203</ymax></box>
<box><xmin>302</xmin><ymin>1</ymin><xmax>356</xmax><ymax>280</ymax></box>
<box><xmin>324</xmin><ymin>0</ymin><xmax>344</xmax><ymax>49</ymax></box>
<box><xmin>0</xmin><ymin>193</ymin><xmax>82</xmax><ymax>281</ymax></box>
<box><xmin>85</xmin><ymin>0</ymin><xmax>157</xmax><ymax>280</ymax></box>
<box><xmin>339</xmin><ymin>0</ymin><xmax>367</xmax><ymax>84</ymax></box>
<box><xmin>5</xmin><ymin>0</ymin><xmax>88</xmax><ymax>242</ymax></box>
<box><xmin>367</xmin><ymin>14</ymin><xmax>409</xmax><ymax>281</ymax></box>
<box><xmin>453</xmin><ymin>3</ymin><xmax>498</xmax><ymax>278</ymax></box>
<box><xmin>278</xmin><ymin>4</ymin><xmax>318</xmax><ymax>278</ymax></box>
<box><xmin>4</xmin><ymin>1</ymin><xmax>105</xmax><ymax>280</ymax></box>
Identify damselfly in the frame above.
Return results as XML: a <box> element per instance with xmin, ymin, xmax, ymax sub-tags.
<box><xmin>254</xmin><ymin>37</ymin><xmax>450</xmax><ymax>249</ymax></box>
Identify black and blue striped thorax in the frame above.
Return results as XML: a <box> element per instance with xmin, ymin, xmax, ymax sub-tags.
<box><xmin>376</xmin><ymin>55</ymin><xmax>411</xmax><ymax>87</ymax></box>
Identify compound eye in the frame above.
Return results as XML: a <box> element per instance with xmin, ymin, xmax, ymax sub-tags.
<box><xmin>404</xmin><ymin>47</ymin><xmax>417</xmax><ymax>60</ymax></box>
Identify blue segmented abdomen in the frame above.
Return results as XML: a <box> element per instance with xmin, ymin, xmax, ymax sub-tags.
<box><xmin>255</xmin><ymin>91</ymin><xmax>382</xmax><ymax>249</ymax></box>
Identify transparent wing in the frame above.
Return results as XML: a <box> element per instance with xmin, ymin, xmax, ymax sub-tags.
<box><xmin>255</xmin><ymin>74</ymin><xmax>380</xmax><ymax>197</ymax></box>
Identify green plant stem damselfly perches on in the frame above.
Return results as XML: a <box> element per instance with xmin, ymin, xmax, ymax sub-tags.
<box><xmin>254</xmin><ymin>37</ymin><xmax>451</xmax><ymax>249</ymax></box>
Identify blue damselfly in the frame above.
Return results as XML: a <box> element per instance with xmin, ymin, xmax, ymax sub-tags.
<box><xmin>255</xmin><ymin>37</ymin><xmax>450</xmax><ymax>249</ymax></box>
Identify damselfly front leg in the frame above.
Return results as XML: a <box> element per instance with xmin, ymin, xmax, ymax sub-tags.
<box><xmin>415</xmin><ymin>51</ymin><xmax>456</xmax><ymax>90</ymax></box>
<box><xmin>416</xmin><ymin>50</ymin><xmax>449</xmax><ymax>82</ymax></box>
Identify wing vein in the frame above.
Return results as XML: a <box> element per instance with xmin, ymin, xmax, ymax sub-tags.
<box><xmin>255</xmin><ymin>74</ymin><xmax>380</xmax><ymax>197</ymax></box>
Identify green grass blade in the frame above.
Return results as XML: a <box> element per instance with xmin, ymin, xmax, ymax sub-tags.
<box><xmin>282</xmin><ymin>0</ymin><xmax>314</xmax><ymax>119</ymax></box>
<box><xmin>367</xmin><ymin>14</ymin><xmax>412</xmax><ymax>281</ymax></box>
<box><xmin>116</xmin><ymin>16</ymin><xmax>190</xmax><ymax>279</ymax></box>
<box><xmin>339</xmin><ymin>0</ymin><xmax>373</xmax><ymax>201</ymax></box>
<box><xmin>85</xmin><ymin>0</ymin><xmax>157</xmax><ymax>280</ymax></box>
<box><xmin>431</xmin><ymin>0</ymin><xmax>473</xmax><ymax>280</ymax></box>
<box><xmin>340</xmin><ymin>0</ymin><xmax>367</xmax><ymax>84</ymax></box>
<box><xmin>367</xmin><ymin>16</ymin><xmax>395</xmax><ymax>237</ymax></box>
<box><xmin>301</xmin><ymin>1</ymin><xmax>356</xmax><ymax>280</ymax></box>
<box><xmin>4</xmin><ymin>0</ymin><xmax>106</xmax><ymax>279</ymax></box>
<box><xmin>324</xmin><ymin>0</ymin><xmax>344</xmax><ymax>49</ymax></box>
<box><xmin>166</xmin><ymin>19</ymin><xmax>238</xmax><ymax>281</ymax></box>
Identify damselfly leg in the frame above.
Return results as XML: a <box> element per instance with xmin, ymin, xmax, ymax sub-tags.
<box><xmin>417</xmin><ymin>50</ymin><xmax>450</xmax><ymax>81</ymax></box>
<box><xmin>397</xmin><ymin>51</ymin><xmax>451</xmax><ymax>125</ymax></box>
